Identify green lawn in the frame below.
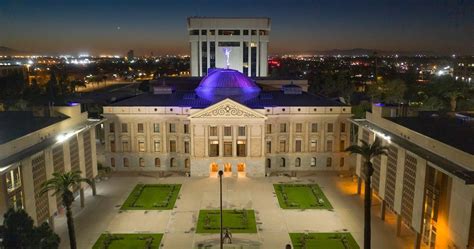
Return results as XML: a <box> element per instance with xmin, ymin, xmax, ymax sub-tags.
<box><xmin>196</xmin><ymin>209</ymin><xmax>257</xmax><ymax>233</ymax></box>
<box><xmin>121</xmin><ymin>184</ymin><xmax>181</xmax><ymax>210</ymax></box>
<box><xmin>92</xmin><ymin>233</ymin><xmax>163</xmax><ymax>249</ymax></box>
<box><xmin>290</xmin><ymin>233</ymin><xmax>359</xmax><ymax>249</ymax></box>
<box><xmin>274</xmin><ymin>184</ymin><xmax>333</xmax><ymax>209</ymax></box>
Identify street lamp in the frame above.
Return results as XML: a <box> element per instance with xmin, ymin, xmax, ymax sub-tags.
<box><xmin>218</xmin><ymin>170</ymin><xmax>224</xmax><ymax>249</ymax></box>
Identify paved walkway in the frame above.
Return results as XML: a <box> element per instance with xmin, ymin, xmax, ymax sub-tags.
<box><xmin>55</xmin><ymin>172</ymin><xmax>415</xmax><ymax>249</ymax></box>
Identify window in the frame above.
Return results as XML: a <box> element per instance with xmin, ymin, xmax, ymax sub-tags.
<box><xmin>218</xmin><ymin>41</ymin><xmax>241</xmax><ymax>46</ymax></box>
<box><xmin>311</xmin><ymin>123</ymin><xmax>318</xmax><ymax>133</ymax></box>
<box><xmin>280</xmin><ymin>158</ymin><xmax>286</xmax><ymax>167</ymax></box>
<box><xmin>327</xmin><ymin>123</ymin><xmax>334</xmax><ymax>133</ymax></box>
<box><xmin>170</xmin><ymin>158</ymin><xmax>176</xmax><ymax>168</ymax></box>
<box><xmin>110</xmin><ymin>140</ymin><xmax>116</xmax><ymax>152</ymax></box>
<box><xmin>209</xmin><ymin>29</ymin><xmax>215</xmax><ymax>35</ymax></box>
<box><xmin>109</xmin><ymin>123</ymin><xmax>115</xmax><ymax>133</ymax></box>
<box><xmin>185</xmin><ymin>158</ymin><xmax>190</xmax><ymax>168</ymax></box>
<box><xmin>153</xmin><ymin>123</ymin><xmax>160</xmax><ymax>133</ymax></box>
<box><xmin>310</xmin><ymin>140</ymin><xmax>317</xmax><ymax>152</ymax></box>
<box><xmin>121</xmin><ymin>123</ymin><xmax>128</xmax><ymax>133</ymax></box>
<box><xmin>326</xmin><ymin>140</ymin><xmax>333</xmax><ymax>152</ymax></box>
<box><xmin>224</xmin><ymin>126</ymin><xmax>232</xmax><ymax>136</ymax></box>
<box><xmin>137</xmin><ymin>123</ymin><xmax>144</xmax><ymax>133</ymax></box>
<box><xmin>340</xmin><ymin>157</ymin><xmax>345</xmax><ymax>167</ymax></box>
<box><xmin>138</xmin><ymin>141</ymin><xmax>145</xmax><ymax>152</ymax></box>
<box><xmin>154</xmin><ymin>141</ymin><xmax>161</xmax><ymax>152</ymax></box>
<box><xmin>155</xmin><ymin>158</ymin><xmax>161</xmax><ymax>167</ymax></box>
<box><xmin>243</xmin><ymin>30</ymin><xmax>249</xmax><ymax>35</ymax></box>
<box><xmin>238</xmin><ymin>126</ymin><xmax>246</xmax><ymax>136</ymax></box>
<box><xmin>209</xmin><ymin>140</ymin><xmax>219</xmax><ymax>157</ymax></box>
<box><xmin>184</xmin><ymin>124</ymin><xmax>189</xmax><ymax>134</ymax></box>
<box><xmin>209</xmin><ymin>126</ymin><xmax>218</xmax><ymax>136</ymax></box>
<box><xmin>311</xmin><ymin>157</ymin><xmax>316</xmax><ymax>167</ymax></box>
<box><xmin>184</xmin><ymin>141</ymin><xmax>190</xmax><ymax>154</ymax></box>
<box><xmin>266</xmin><ymin>158</ymin><xmax>271</xmax><ymax>168</ymax></box>
<box><xmin>122</xmin><ymin>141</ymin><xmax>129</xmax><ymax>152</ymax></box>
<box><xmin>326</xmin><ymin>157</ymin><xmax>332</xmax><ymax>167</ymax></box>
<box><xmin>340</xmin><ymin>140</ymin><xmax>346</xmax><ymax>152</ymax></box>
<box><xmin>217</xmin><ymin>30</ymin><xmax>240</xmax><ymax>35</ymax></box>
<box><xmin>237</xmin><ymin>141</ymin><xmax>246</xmax><ymax>157</ymax></box>
<box><xmin>111</xmin><ymin>158</ymin><xmax>115</xmax><ymax>167</ymax></box>
<box><xmin>169</xmin><ymin>123</ymin><xmax>176</xmax><ymax>133</ymax></box>
<box><xmin>266</xmin><ymin>141</ymin><xmax>271</xmax><ymax>154</ymax></box>
<box><xmin>295</xmin><ymin>158</ymin><xmax>301</xmax><ymax>167</ymax></box>
<box><xmin>169</xmin><ymin>140</ymin><xmax>177</xmax><ymax>153</ymax></box>
<box><xmin>295</xmin><ymin>123</ymin><xmax>303</xmax><ymax>133</ymax></box>
<box><xmin>279</xmin><ymin>140</ymin><xmax>286</xmax><ymax>152</ymax></box>
<box><xmin>251</xmin><ymin>29</ymin><xmax>257</xmax><ymax>35</ymax></box>
<box><xmin>266</xmin><ymin>124</ymin><xmax>272</xmax><ymax>133</ymax></box>
<box><xmin>139</xmin><ymin>158</ymin><xmax>145</xmax><ymax>167</ymax></box>
<box><xmin>280</xmin><ymin>123</ymin><xmax>287</xmax><ymax>133</ymax></box>
<box><xmin>201</xmin><ymin>29</ymin><xmax>207</xmax><ymax>35</ymax></box>
<box><xmin>224</xmin><ymin>142</ymin><xmax>232</xmax><ymax>156</ymax></box>
<box><xmin>123</xmin><ymin>158</ymin><xmax>129</xmax><ymax>167</ymax></box>
<box><xmin>295</xmin><ymin>140</ymin><xmax>302</xmax><ymax>152</ymax></box>
<box><xmin>340</xmin><ymin>123</ymin><xmax>346</xmax><ymax>133</ymax></box>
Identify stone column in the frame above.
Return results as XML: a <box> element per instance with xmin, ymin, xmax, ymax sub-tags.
<box><xmin>0</xmin><ymin>174</ymin><xmax>10</xmax><ymax>215</ymax></box>
<box><xmin>396</xmin><ymin>214</ymin><xmax>402</xmax><ymax>236</ymax></box>
<box><xmin>80</xmin><ymin>189</ymin><xmax>85</xmax><ymax>208</ymax></box>
<box><xmin>232</xmin><ymin>125</ymin><xmax>237</xmax><ymax>157</ymax></box>
<box><xmin>380</xmin><ymin>200</ymin><xmax>386</xmax><ymax>221</ymax></box>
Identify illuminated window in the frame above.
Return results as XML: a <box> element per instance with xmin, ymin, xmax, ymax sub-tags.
<box><xmin>154</xmin><ymin>141</ymin><xmax>161</xmax><ymax>152</ymax></box>
<box><xmin>169</xmin><ymin>140</ymin><xmax>177</xmax><ymax>153</ymax></box>
<box><xmin>185</xmin><ymin>158</ymin><xmax>190</xmax><ymax>168</ymax></box>
<box><xmin>137</xmin><ymin>123</ymin><xmax>144</xmax><ymax>133</ymax></box>
<box><xmin>169</xmin><ymin>123</ymin><xmax>176</xmax><ymax>133</ymax></box>
<box><xmin>310</xmin><ymin>140</ymin><xmax>317</xmax><ymax>152</ymax></box>
<box><xmin>139</xmin><ymin>158</ymin><xmax>145</xmax><ymax>167</ymax></box>
<box><xmin>311</xmin><ymin>157</ymin><xmax>317</xmax><ymax>167</ymax></box>
<box><xmin>153</xmin><ymin>123</ymin><xmax>160</xmax><ymax>133</ymax></box>
<box><xmin>223</xmin><ymin>142</ymin><xmax>232</xmax><ymax>157</ymax></box>
<box><xmin>209</xmin><ymin>140</ymin><xmax>219</xmax><ymax>157</ymax></box>
<box><xmin>279</xmin><ymin>140</ymin><xmax>286</xmax><ymax>152</ymax></box>
<box><xmin>237</xmin><ymin>140</ymin><xmax>246</xmax><ymax>157</ymax></box>
<box><xmin>138</xmin><ymin>141</ymin><xmax>145</xmax><ymax>152</ymax></box>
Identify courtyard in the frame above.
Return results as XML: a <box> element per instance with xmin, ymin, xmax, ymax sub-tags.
<box><xmin>53</xmin><ymin>172</ymin><xmax>414</xmax><ymax>249</ymax></box>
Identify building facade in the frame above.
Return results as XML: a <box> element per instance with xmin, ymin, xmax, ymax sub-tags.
<box><xmin>0</xmin><ymin>105</ymin><xmax>100</xmax><ymax>225</ymax></box>
<box><xmin>351</xmin><ymin>104</ymin><xmax>474</xmax><ymax>249</ymax></box>
<box><xmin>188</xmin><ymin>17</ymin><xmax>270</xmax><ymax>77</ymax></box>
<box><xmin>103</xmin><ymin>68</ymin><xmax>351</xmax><ymax>177</ymax></box>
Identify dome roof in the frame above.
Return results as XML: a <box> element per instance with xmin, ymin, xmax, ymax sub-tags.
<box><xmin>195</xmin><ymin>68</ymin><xmax>260</xmax><ymax>100</ymax></box>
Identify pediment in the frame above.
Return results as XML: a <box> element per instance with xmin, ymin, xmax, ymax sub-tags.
<box><xmin>189</xmin><ymin>98</ymin><xmax>266</xmax><ymax>119</ymax></box>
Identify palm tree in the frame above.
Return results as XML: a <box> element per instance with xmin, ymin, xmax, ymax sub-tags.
<box><xmin>40</xmin><ymin>171</ymin><xmax>94</xmax><ymax>249</ymax></box>
<box><xmin>345</xmin><ymin>137</ymin><xmax>388</xmax><ymax>249</ymax></box>
<box><xmin>443</xmin><ymin>90</ymin><xmax>463</xmax><ymax>112</ymax></box>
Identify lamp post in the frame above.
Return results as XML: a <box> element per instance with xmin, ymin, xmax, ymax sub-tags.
<box><xmin>218</xmin><ymin>170</ymin><xmax>224</xmax><ymax>249</ymax></box>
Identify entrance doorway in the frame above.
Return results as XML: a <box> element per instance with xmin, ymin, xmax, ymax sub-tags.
<box><xmin>224</xmin><ymin>163</ymin><xmax>232</xmax><ymax>173</ymax></box>
<box><xmin>237</xmin><ymin>163</ymin><xmax>245</xmax><ymax>172</ymax></box>
<box><xmin>211</xmin><ymin>163</ymin><xmax>218</xmax><ymax>172</ymax></box>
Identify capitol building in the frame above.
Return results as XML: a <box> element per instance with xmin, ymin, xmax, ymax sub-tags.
<box><xmin>102</xmin><ymin>68</ymin><xmax>352</xmax><ymax>177</ymax></box>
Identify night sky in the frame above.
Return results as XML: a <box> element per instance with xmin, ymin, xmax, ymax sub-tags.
<box><xmin>1</xmin><ymin>0</ymin><xmax>473</xmax><ymax>55</ymax></box>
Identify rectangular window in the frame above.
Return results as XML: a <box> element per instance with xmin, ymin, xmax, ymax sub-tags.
<box><xmin>201</xmin><ymin>41</ymin><xmax>207</xmax><ymax>75</ymax></box>
<box><xmin>121</xmin><ymin>123</ymin><xmax>128</xmax><ymax>133</ymax></box>
<box><xmin>243</xmin><ymin>42</ymin><xmax>249</xmax><ymax>75</ymax></box>
<box><xmin>217</xmin><ymin>30</ymin><xmax>240</xmax><ymax>36</ymax></box>
<box><xmin>153</xmin><ymin>123</ymin><xmax>160</xmax><ymax>133</ymax></box>
<box><xmin>223</xmin><ymin>142</ymin><xmax>232</xmax><ymax>157</ymax></box>
<box><xmin>295</xmin><ymin>123</ymin><xmax>303</xmax><ymax>133</ymax></box>
<box><xmin>238</xmin><ymin>126</ymin><xmax>246</xmax><ymax>136</ymax></box>
<box><xmin>340</xmin><ymin>123</ymin><xmax>346</xmax><ymax>133</ymax></box>
<box><xmin>243</xmin><ymin>30</ymin><xmax>249</xmax><ymax>35</ymax></box>
<box><xmin>184</xmin><ymin>124</ymin><xmax>189</xmax><ymax>134</ymax></box>
<box><xmin>295</xmin><ymin>140</ymin><xmax>302</xmax><ymax>152</ymax></box>
<box><xmin>137</xmin><ymin>123</ymin><xmax>144</xmax><ymax>133</ymax></box>
<box><xmin>327</xmin><ymin>123</ymin><xmax>334</xmax><ymax>133</ymax></box>
<box><xmin>138</xmin><ymin>141</ymin><xmax>145</xmax><ymax>152</ymax></box>
<box><xmin>310</xmin><ymin>140</ymin><xmax>317</xmax><ymax>152</ymax></box>
<box><xmin>209</xmin><ymin>140</ymin><xmax>219</xmax><ymax>157</ymax></box>
<box><xmin>326</xmin><ymin>157</ymin><xmax>332</xmax><ymax>167</ymax></box>
<box><xmin>122</xmin><ymin>141</ymin><xmax>129</xmax><ymax>152</ymax></box>
<box><xmin>340</xmin><ymin>157</ymin><xmax>345</xmax><ymax>167</ymax></box>
<box><xmin>169</xmin><ymin>140</ymin><xmax>177</xmax><ymax>153</ymax></box>
<box><xmin>139</xmin><ymin>158</ymin><xmax>145</xmax><ymax>167</ymax></box>
<box><xmin>218</xmin><ymin>41</ymin><xmax>241</xmax><ymax>46</ymax></box>
<box><xmin>184</xmin><ymin>141</ymin><xmax>190</xmax><ymax>154</ymax></box>
<box><xmin>279</xmin><ymin>140</ymin><xmax>286</xmax><ymax>152</ymax></box>
<box><xmin>311</xmin><ymin>123</ymin><xmax>318</xmax><ymax>133</ymax></box>
<box><xmin>209</xmin><ymin>126</ymin><xmax>218</xmax><ymax>136</ymax></box>
<box><xmin>280</xmin><ymin>123</ymin><xmax>287</xmax><ymax>133</ymax></box>
<box><xmin>266</xmin><ymin>124</ymin><xmax>272</xmax><ymax>133</ymax></box>
<box><xmin>340</xmin><ymin>140</ymin><xmax>346</xmax><ymax>152</ymax></box>
<box><xmin>109</xmin><ymin>123</ymin><xmax>115</xmax><ymax>133</ymax></box>
<box><xmin>209</xmin><ymin>29</ymin><xmax>215</xmax><ymax>35</ymax></box>
<box><xmin>251</xmin><ymin>46</ymin><xmax>257</xmax><ymax>77</ymax></box>
<box><xmin>201</xmin><ymin>29</ymin><xmax>207</xmax><ymax>35</ymax></box>
<box><xmin>169</xmin><ymin>123</ymin><xmax>176</xmax><ymax>133</ymax></box>
<box><xmin>210</xmin><ymin>41</ymin><xmax>216</xmax><ymax>68</ymax></box>
<box><xmin>110</xmin><ymin>140</ymin><xmax>116</xmax><ymax>152</ymax></box>
<box><xmin>237</xmin><ymin>141</ymin><xmax>246</xmax><ymax>157</ymax></box>
<box><xmin>154</xmin><ymin>141</ymin><xmax>161</xmax><ymax>152</ymax></box>
<box><xmin>326</xmin><ymin>140</ymin><xmax>333</xmax><ymax>152</ymax></box>
<box><xmin>251</xmin><ymin>30</ymin><xmax>257</xmax><ymax>35</ymax></box>
<box><xmin>224</xmin><ymin>126</ymin><xmax>232</xmax><ymax>136</ymax></box>
<box><xmin>266</xmin><ymin>141</ymin><xmax>271</xmax><ymax>154</ymax></box>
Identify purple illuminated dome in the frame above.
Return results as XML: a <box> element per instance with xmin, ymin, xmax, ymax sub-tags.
<box><xmin>195</xmin><ymin>68</ymin><xmax>260</xmax><ymax>100</ymax></box>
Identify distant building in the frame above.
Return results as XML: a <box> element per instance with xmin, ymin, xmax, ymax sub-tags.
<box><xmin>454</xmin><ymin>58</ymin><xmax>473</xmax><ymax>84</ymax></box>
<box><xmin>0</xmin><ymin>65</ymin><xmax>28</xmax><ymax>79</ymax></box>
<box><xmin>127</xmin><ymin>50</ymin><xmax>135</xmax><ymax>61</ymax></box>
<box><xmin>187</xmin><ymin>17</ymin><xmax>270</xmax><ymax>77</ymax></box>
<box><xmin>0</xmin><ymin>105</ymin><xmax>101</xmax><ymax>225</ymax></box>
<box><xmin>351</xmin><ymin>104</ymin><xmax>474</xmax><ymax>249</ymax></box>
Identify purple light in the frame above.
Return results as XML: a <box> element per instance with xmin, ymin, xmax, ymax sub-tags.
<box><xmin>68</xmin><ymin>102</ymin><xmax>79</xmax><ymax>106</ymax></box>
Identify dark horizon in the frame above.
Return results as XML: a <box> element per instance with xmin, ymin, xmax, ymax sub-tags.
<box><xmin>1</xmin><ymin>0</ymin><xmax>473</xmax><ymax>56</ymax></box>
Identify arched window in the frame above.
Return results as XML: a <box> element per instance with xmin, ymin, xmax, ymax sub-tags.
<box><xmin>295</xmin><ymin>158</ymin><xmax>301</xmax><ymax>167</ymax></box>
<box><xmin>311</xmin><ymin>157</ymin><xmax>317</xmax><ymax>167</ymax></box>
<box><xmin>280</xmin><ymin>158</ymin><xmax>286</xmax><ymax>167</ymax></box>
<box><xmin>110</xmin><ymin>158</ymin><xmax>116</xmax><ymax>167</ymax></box>
<box><xmin>155</xmin><ymin>158</ymin><xmax>161</xmax><ymax>167</ymax></box>
<box><xmin>170</xmin><ymin>158</ymin><xmax>176</xmax><ymax>168</ymax></box>
<box><xmin>326</xmin><ymin>157</ymin><xmax>332</xmax><ymax>167</ymax></box>
<box><xmin>185</xmin><ymin>158</ymin><xmax>190</xmax><ymax>168</ymax></box>
<box><xmin>139</xmin><ymin>158</ymin><xmax>145</xmax><ymax>167</ymax></box>
<box><xmin>266</xmin><ymin>158</ymin><xmax>271</xmax><ymax>168</ymax></box>
<box><xmin>123</xmin><ymin>157</ymin><xmax>129</xmax><ymax>167</ymax></box>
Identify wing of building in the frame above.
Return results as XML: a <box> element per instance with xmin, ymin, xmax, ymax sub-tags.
<box><xmin>103</xmin><ymin>68</ymin><xmax>352</xmax><ymax>177</ymax></box>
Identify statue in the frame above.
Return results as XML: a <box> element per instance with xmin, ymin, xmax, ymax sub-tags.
<box><xmin>223</xmin><ymin>48</ymin><xmax>232</xmax><ymax>69</ymax></box>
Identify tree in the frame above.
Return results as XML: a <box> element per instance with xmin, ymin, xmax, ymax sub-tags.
<box><xmin>345</xmin><ymin>137</ymin><xmax>388</xmax><ymax>249</ymax></box>
<box><xmin>423</xmin><ymin>75</ymin><xmax>471</xmax><ymax>112</ymax></box>
<box><xmin>40</xmin><ymin>171</ymin><xmax>94</xmax><ymax>249</ymax></box>
<box><xmin>2</xmin><ymin>208</ymin><xmax>59</xmax><ymax>249</ymax></box>
<box><xmin>367</xmin><ymin>79</ymin><xmax>406</xmax><ymax>104</ymax></box>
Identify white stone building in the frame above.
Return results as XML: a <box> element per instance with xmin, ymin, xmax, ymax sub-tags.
<box><xmin>103</xmin><ymin>68</ymin><xmax>352</xmax><ymax>177</ymax></box>
<box><xmin>188</xmin><ymin>17</ymin><xmax>270</xmax><ymax>77</ymax></box>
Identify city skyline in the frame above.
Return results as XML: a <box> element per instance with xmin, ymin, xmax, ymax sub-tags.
<box><xmin>1</xmin><ymin>0</ymin><xmax>473</xmax><ymax>56</ymax></box>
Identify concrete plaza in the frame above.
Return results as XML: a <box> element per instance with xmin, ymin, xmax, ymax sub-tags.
<box><xmin>54</xmin><ymin>172</ymin><xmax>416</xmax><ymax>249</ymax></box>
